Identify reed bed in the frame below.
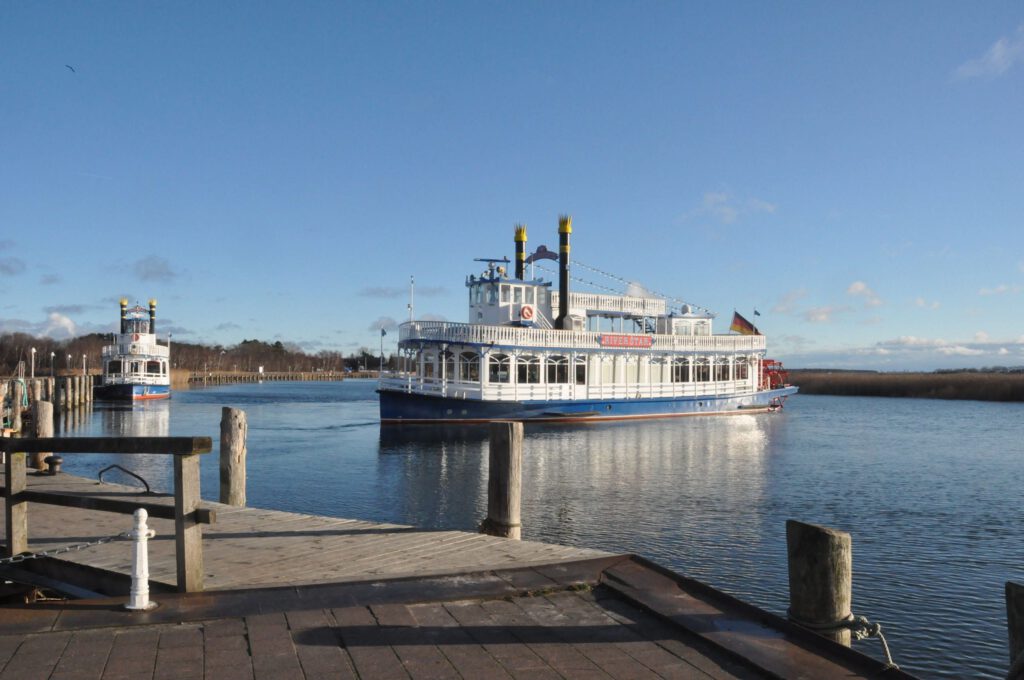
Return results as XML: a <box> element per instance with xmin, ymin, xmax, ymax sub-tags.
<box><xmin>789</xmin><ymin>370</ymin><xmax>1024</xmax><ymax>402</ymax></box>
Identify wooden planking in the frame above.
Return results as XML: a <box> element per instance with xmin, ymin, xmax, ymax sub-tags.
<box><xmin>0</xmin><ymin>437</ymin><xmax>212</xmax><ymax>455</ymax></box>
<box><xmin>1</xmin><ymin>471</ymin><xmax>609</xmax><ymax>591</ymax></box>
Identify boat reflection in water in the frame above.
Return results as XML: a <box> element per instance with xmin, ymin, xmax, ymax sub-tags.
<box><xmin>67</xmin><ymin>401</ymin><xmax>176</xmax><ymax>492</ymax></box>
<box><xmin>376</xmin><ymin>415</ymin><xmax>775</xmax><ymax>574</ymax></box>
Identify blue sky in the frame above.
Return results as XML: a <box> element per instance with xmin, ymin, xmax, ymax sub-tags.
<box><xmin>2</xmin><ymin>2</ymin><xmax>1022</xmax><ymax>370</ymax></box>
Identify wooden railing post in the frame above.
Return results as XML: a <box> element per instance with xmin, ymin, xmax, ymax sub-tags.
<box><xmin>482</xmin><ymin>421</ymin><xmax>523</xmax><ymax>540</ymax></box>
<box><xmin>786</xmin><ymin>519</ymin><xmax>853</xmax><ymax>646</ymax></box>
<box><xmin>174</xmin><ymin>453</ymin><xmax>203</xmax><ymax>592</ymax></box>
<box><xmin>1007</xmin><ymin>582</ymin><xmax>1024</xmax><ymax>677</ymax></box>
<box><xmin>11</xmin><ymin>381</ymin><xmax>23</xmax><ymax>433</ymax></box>
<box><xmin>4</xmin><ymin>450</ymin><xmax>27</xmax><ymax>556</ymax></box>
<box><xmin>219</xmin><ymin>407</ymin><xmax>247</xmax><ymax>507</ymax></box>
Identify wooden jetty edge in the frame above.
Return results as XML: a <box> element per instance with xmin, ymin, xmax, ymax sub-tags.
<box><xmin>0</xmin><ymin>428</ymin><xmax>923</xmax><ymax>678</ymax></box>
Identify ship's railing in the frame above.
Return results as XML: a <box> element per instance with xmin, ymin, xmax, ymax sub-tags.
<box><xmin>100</xmin><ymin>375</ymin><xmax>170</xmax><ymax>386</ymax></box>
<box><xmin>378</xmin><ymin>375</ymin><xmax>755</xmax><ymax>402</ymax></box>
<box><xmin>102</xmin><ymin>343</ymin><xmax>171</xmax><ymax>358</ymax></box>
<box><xmin>551</xmin><ymin>291</ymin><xmax>667</xmax><ymax>316</ymax></box>
<box><xmin>399</xmin><ymin>321</ymin><xmax>766</xmax><ymax>352</ymax></box>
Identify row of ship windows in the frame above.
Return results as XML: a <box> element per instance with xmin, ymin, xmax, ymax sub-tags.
<box><xmin>413</xmin><ymin>351</ymin><xmax>750</xmax><ymax>384</ymax></box>
<box><xmin>106</xmin><ymin>360</ymin><xmax>167</xmax><ymax>376</ymax></box>
<box><xmin>470</xmin><ymin>284</ymin><xmax>548</xmax><ymax>307</ymax></box>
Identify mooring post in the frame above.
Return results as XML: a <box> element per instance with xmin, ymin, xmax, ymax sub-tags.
<box><xmin>482</xmin><ymin>421</ymin><xmax>523</xmax><ymax>540</ymax></box>
<box><xmin>174</xmin><ymin>453</ymin><xmax>204</xmax><ymax>592</ymax></box>
<box><xmin>126</xmin><ymin>508</ymin><xmax>157</xmax><ymax>611</ymax></box>
<box><xmin>31</xmin><ymin>401</ymin><xmax>54</xmax><ymax>469</ymax></box>
<box><xmin>1007</xmin><ymin>582</ymin><xmax>1024</xmax><ymax>678</ymax></box>
<box><xmin>786</xmin><ymin>519</ymin><xmax>853</xmax><ymax>646</ymax></box>
<box><xmin>219</xmin><ymin>407</ymin><xmax>247</xmax><ymax>507</ymax></box>
<box><xmin>11</xmin><ymin>381</ymin><xmax>23</xmax><ymax>434</ymax></box>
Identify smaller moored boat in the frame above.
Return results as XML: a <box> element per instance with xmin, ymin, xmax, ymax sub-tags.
<box><xmin>94</xmin><ymin>298</ymin><xmax>171</xmax><ymax>401</ymax></box>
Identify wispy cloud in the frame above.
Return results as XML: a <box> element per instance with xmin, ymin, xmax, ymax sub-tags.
<box><xmin>134</xmin><ymin>255</ymin><xmax>177</xmax><ymax>282</ymax></box>
<box><xmin>44</xmin><ymin>304</ymin><xmax>90</xmax><ymax>315</ymax></box>
<box><xmin>215</xmin><ymin>322</ymin><xmax>241</xmax><ymax>332</ymax></box>
<box><xmin>368</xmin><ymin>316</ymin><xmax>400</xmax><ymax>332</ymax></box>
<box><xmin>847</xmin><ymin>280</ymin><xmax>882</xmax><ymax>307</ymax></box>
<box><xmin>359</xmin><ymin>285</ymin><xmax>446</xmax><ymax>298</ymax></box>
<box><xmin>953</xmin><ymin>24</ymin><xmax>1024</xmax><ymax>80</ymax></box>
<box><xmin>803</xmin><ymin>305</ymin><xmax>848</xmax><ymax>323</ymax></box>
<box><xmin>686</xmin><ymin>192</ymin><xmax>777</xmax><ymax>225</ymax></box>
<box><xmin>978</xmin><ymin>283</ymin><xmax>1022</xmax><ymax>296</ymax></box>
<box><xmin>40</xmin><ymin>274</ymin><xmax>61</xmax><ymax>286</ymax></box>
<box><xmin>915</xmin><ymin>297</ymin><xmax>940</xmax><ymax>310</ymax></box>
<box><xmin>772</xmin><ymin>289</ymin><xmax>807</xmax><ymax>314</ymax></box>
<box><xmin>0</xmin><ymin>257</ymin><xmax>26</xmax><ymax>276</ymax></box>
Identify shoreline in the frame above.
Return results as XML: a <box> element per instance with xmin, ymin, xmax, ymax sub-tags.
<box><xmin>789</xmin><ymin>369</ymin><xmax>1024</xmax><ymax>402</ymax></box>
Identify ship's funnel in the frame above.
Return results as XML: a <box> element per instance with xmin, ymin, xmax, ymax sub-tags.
<box><xmin>148</xmin><ymin>299</ymin><xmax>157</xmax><ymax>334</ymax></box>
<box><xmin>120</xmin><ymin>298</ymin><xmax>128</xmax><ymax>334</ymax></box>
<box><xmin>555</xmin><ymin>215</ymin><xmax>572</xmax><ymax>330</ymax></box>
<box><xmin>514</xmin><ymin>224</ymin><xmax>527</xmax><ymax>279</ymax></box>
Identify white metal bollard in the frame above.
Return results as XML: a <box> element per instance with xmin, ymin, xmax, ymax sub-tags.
<box><xmin>125</xmin><ymin>508</ymin><xmax>157</xmax><ymax>611</ymax></box>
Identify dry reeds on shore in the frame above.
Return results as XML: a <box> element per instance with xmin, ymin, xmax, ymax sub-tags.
<box><xmin>789</xmin><ymin>370</ymin><xmax>1024</xmax><ymax>402</ymax></box>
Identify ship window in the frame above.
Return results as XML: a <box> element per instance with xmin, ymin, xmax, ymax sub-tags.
<box><xmin>525</xmin><ymin>287</ymin><xmax>534</xmax><ymax>304</ymax></box>
<box><xmin>714</xmin><ymin>357</ymin><xmax>729</xmax><ymax>381</ymax></box>
<box><xmin>486</xmin><ymin>284</ymin><xmax>498</xmax><ymax>305</ymax></box>
<box><xmin>131</xmin><ymin>361</ymin><xmax>141</xmax><ymax>374</ymax></box>
<box><xmin>513</xmin><ymin>287</ymin><xmax>522</xmax><ymax>304</ymax></box>
<box><xmin>458</xmin><ymin>352</ymin><xmax>480</xmax><ymax>382</ymax></box>
<box><xmin>735</xmin><ymin>358</ymin><xmax>749</xmax><ymax>380</ymax></box>
<box><xmin>694</xmin><ymin>359</ymin><xmax>710</xmax><ymax>382</ymax></box>
<box><xmin>442</xmin><ymin>350</ymin><xmax>455</xmax><ymax>380</ymax></box>
<box><xmin>517</xmin><ymin>355</ymin><xmax>540</xmax><ymax>384</ymax></box>
<box><xmin>489</xmin><ymin>353</ymin><xmax>510</xmax><ymax>383</ymax></box>
<box><xmin>575</xmin><ymin>356</ymin><xmax>587</xmax><ymax>385</ymax></box>
<box><xmin>547</xmin><ymin>355</ymin><xmax>569</xmax><ymax>384</ymax></box>
<box><xmin>107</xmin><ymin>360</ymin><xmax>122</xmax><ymax>375</ymax></box>
<box><xmin>146</xmin><ymin>361</ymin><xmax>161</xmax><ymax>375</ymax></box>
<box><xmin>500</xmin><ymin>285</ymin><xmax>510</xmax><ymax>303</ymax></box>
<box><xmin>671</xmin><ymin>358</ymin><xmax>690</xmax><ymax>383</ymax></box>
<box><xmin>473</xmin><ymin>286</ymin><xmax>482</xmax><ymax>305</ymax></box>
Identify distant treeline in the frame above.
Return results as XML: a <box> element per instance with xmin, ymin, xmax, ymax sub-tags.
<box><xmin>789</xmin><ymin>369</ymin><xmax>1024</xmax><ymax>402</ymax></box>
<box><xmin>0</xmin><ymin>332</ymin><xmax>398</xmax><ymax>376</ymax></box>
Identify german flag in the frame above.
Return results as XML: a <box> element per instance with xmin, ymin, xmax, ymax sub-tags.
<box><xmin>730</xmin><ymin>311</ymin><xmax>760</xmax><ymax>335</ymax></box>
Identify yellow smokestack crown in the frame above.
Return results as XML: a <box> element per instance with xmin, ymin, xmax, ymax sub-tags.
<box><xmin>120</xmin><ymin>298</ymin><xmax>128</xmax><ymax>307</ymax></box>
<box><xmin>558</xmin><ymin>214</ymin><xmax>573</xmax><ymax>233</ymax></box>
<box><xmin>514</xmin><ymin>224</ymin><xmax>527</xmax><ymax>242</ymax></box>
<box><xmin>148</xmin><ymin>299</ymin><xmax>157</xmax><ymax>308</ymax></box>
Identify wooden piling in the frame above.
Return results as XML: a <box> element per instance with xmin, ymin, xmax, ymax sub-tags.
<box><xmin>174</xmin><ymin>453</ymin><xmax>204</xmax><ymax>592</ymax></box>
<box><xmin>786</xmin><ymin>519</ymin><xmax>853</xmax><ymax>646</ymax></box>
<box><xmin>1007</xmin><ymin>582</ymin><xmax>1024</xmax><ymax>677</ymax></box>
<box><xmin>482</xmin><ymin>421</ymin><xmax>523</xmax><ymax>540</ymax></box>
<box><xmin>11</xmin><ymin>381</ymin><xmax>24</xmax><ymax>433</ymax></box>
<box><xmin>31</xmin><ymin>401</ymin><xmax>54</xmax><ymax>469</ymax></box>
<box><xmin>219</xmin><ymin>407</ymin><xmax>247</xmax><ymax>507</ymax></box>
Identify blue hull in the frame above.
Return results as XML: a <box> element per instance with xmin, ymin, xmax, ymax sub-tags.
<box><xmin>93</xmin><ymin>383</ymin><xmax>171</xmax><ymax>401</ymax></box>
<box><xmin>379</xmin><ymin>386</ymin><xmax>797</xmax><ymax>424</ymax></box>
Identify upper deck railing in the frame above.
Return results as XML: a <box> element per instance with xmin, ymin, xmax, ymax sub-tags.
<box><xmin>399</xmin><ymin>321</ymin><xmax>766</xmax><ymax>353</ymax></box>
<box><xmin>101</xmin><ymin>339</ymin><xmax>170</xmax><ymax>359</ymax></box>
<box><xmin>550</xmin><ymin>291</ymin><xmax>668</xmax><ymax>317</ymax></box>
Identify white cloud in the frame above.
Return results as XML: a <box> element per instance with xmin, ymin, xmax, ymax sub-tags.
<box><xmin>978</xmin><ymin>283</ymin><xmax>1022</xmax><ymax>295</ymax></box>
<box><xmin>953</xmin><ymin>24</ymin><xmax>1024</xmax><ymax>80</ymax></box>
<box><xmin>879</xmin><ymin>336</ymin><xmax>948</xmax><ymax>348</ymax></box>
<box><xmin>974</xmin><ymin>331</ymin><xmax>990</xmax><ymax>342</ymax></box>
<box><xmin>915</xmin><ymin>297</ymin><xmax>940</xmax><ymax>310</ymax></box>
<box><xmin>772</xmin><ymin>289</ymin><xmax>807</xmax><ymax>314</ymax></box>
<box><xmin>688</xmin><ymin>192</ymin><xmax>777</xmax><ymax>225</ymax></box>
<box><xmin>847</xmin><ymin>280</ymin><xmax>882</xmax><ymax>307</ymax></box>
<box><xmin>936</xmin><ymin>345</ymin><xmax>986</xmax><ymax>356</ymax></box>
<box><xmin>998</xmin><ymin>348</ymin><xmax>1010</xmax><ymax>355</ymax></box>
<box><xmin>803</xmin><ymin>305</ymin><xmax>847</xmax><ymax>323</ymax></box>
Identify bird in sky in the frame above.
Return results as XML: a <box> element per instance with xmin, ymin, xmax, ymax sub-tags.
<box><xmin>65</xmin><ymin>64</ymin><xmax>75</xmax><ymax>73</ymax></box>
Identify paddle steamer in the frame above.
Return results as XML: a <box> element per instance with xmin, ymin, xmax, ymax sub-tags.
<box><xmin>94</xmin><ymin>298</ymin><xmax>171</xmax><ymax>400</ymax></box>
<box><xmin>379</xmin><ymin>217</ymin><xmax>796</xmax><ymax>423</ymax></box>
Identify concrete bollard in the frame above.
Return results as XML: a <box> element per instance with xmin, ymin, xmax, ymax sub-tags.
<box><xmin>126</xmin><ymin>508</ymin><xmax>157</xmax><ymax>611</ymax></box>
<box><xmin>786</xmin><ymin>519</ymin><xmax>853</xmax><ymax>646</ymax></box>
<box><xmin>219</xmin><ymin>407</ymin><xmax>247</xmax><ymax>507</ymax></box>
<box><xmin>481</xmin><ymin>421</ymin><xmax>523</xmax><ymax>540</ymax></box>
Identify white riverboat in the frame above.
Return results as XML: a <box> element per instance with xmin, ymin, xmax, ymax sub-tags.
<box><xmin>379</xmin><ymin>217</ymin><xmax>797</xmax><ymax>423</ymax></box>
<box><xmin>94</xmin><ymin>298</ymin><xmax>171</xmax><ymax>401</ymax></box>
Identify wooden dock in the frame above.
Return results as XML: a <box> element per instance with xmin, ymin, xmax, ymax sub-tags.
<box><xmin>0</xmin><ymin>470</ymin><xmax>917</xmax><ymax>679</ymax></box>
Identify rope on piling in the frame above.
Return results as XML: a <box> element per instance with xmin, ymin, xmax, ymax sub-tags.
<box><xmin>788</xmin><ymin>610</ymin><xmax>899</xmax><ymax>671</ymax></box>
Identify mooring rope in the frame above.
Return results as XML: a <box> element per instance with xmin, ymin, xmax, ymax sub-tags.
<box><xmin>788</xmin><ymin>610</ymin><xmax>900</xmax><ymax>671</ymax></box>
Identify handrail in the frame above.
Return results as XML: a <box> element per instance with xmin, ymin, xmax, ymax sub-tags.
<box><xmin>2</xmin><ymin>435</ymin><xmax>211</xmax><ymax>592</ymax></box>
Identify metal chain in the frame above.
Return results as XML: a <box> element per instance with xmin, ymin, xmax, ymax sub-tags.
<box><xmin>0</xmin><ymin>531</ymin><xmax>132</xmax><ymax>565</ymax></box>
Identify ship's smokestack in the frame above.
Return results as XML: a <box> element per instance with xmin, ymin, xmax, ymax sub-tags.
<box><xmin>514</xmin><ymin>224</ymin><xmax>527</xmax><ymax>279</ymax></box>
<box><xmin>148</xmin><ymin>299</ymin><xmax>157</xmax><ymax>334</ymax></box>
<box><xmin>120</xmin><ymin>298</ymin><xmax>128</xmax><ymax>334</ymax></box>
<box><xmin>555</xmin><ymin>214</ymin><xmax>572</xmax><ymax>330</ymax></box>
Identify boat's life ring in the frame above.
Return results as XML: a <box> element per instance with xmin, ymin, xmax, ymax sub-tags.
<box><xmin>133</xmin><ymin>334</ymin><xmax>140</xmax><ymax>341</ymax></box>
<box><xmin>521</xmin><ymin>304</ymin><xmax>534</xmax><ymax>321</ymax></box>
